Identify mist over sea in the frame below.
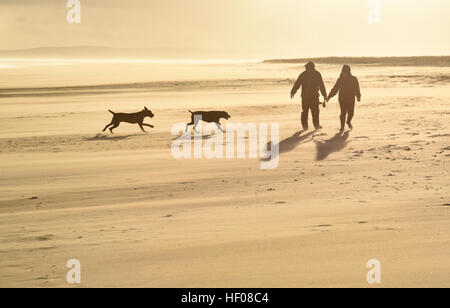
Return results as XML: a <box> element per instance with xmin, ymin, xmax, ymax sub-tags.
<box><xmin>1</xmin><ymin>57</ymin><xmax>449</xmax><ymax>93</ymax></box>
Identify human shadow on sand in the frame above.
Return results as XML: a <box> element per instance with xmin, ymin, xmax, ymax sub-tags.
<box><xmin>315</xmin><ymin>131</ymin><xmax>351</xmax><ymax>161</ymax></box>
<box><xmin>262</xmin><ymin>130</ymin><xmax>315</xmax><ymax>161</ymax></box>
<box><xmin>279</xmin><ymin>130</ymin><xmax>316</xmax><ymax>154</ymax></box>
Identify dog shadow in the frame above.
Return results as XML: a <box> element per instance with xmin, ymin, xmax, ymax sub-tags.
<box><xmin>86</xmin><ymin>134</ymin><xmax>141</xmax><ymax>142</ymax></box>
<box><xmin>315</xmin><ymin>131</ymin><xmax>351</xmax><ymax>161</ymax></box>
<box><xmin>171</xmin><ymin>134</ymin><xmax>214</xmax><ymax>141</ymax></box>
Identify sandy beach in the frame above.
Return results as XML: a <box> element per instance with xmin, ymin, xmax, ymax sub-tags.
<box><xmin>0</xmin><ymin>59</ymin><xmax>449</xmax><ymax>287</ymax></box>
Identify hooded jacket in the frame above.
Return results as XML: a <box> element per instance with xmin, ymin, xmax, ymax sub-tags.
<box><xmin>291</xmin><ymin>65</ymin><xmax>327</xmax><ymax>101</ymax></box>
<box><xmin>329</xmin><ymin>73</ymin><xmax>361</xmax><ymax>104</ymax></box>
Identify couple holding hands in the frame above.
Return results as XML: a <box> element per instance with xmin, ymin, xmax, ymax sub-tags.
<box><xmin>290</xmin><ymin>61</ymin><xmax>361</xmax><ymax>132</ymax></box>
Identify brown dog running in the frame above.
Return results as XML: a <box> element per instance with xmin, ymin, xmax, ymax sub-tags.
<box><xmin>103</xmin><ymin>107</ymin><xmax>154</xmax><ymax>134</ymax></box>
<box><xmin>185</xmin><ymin>110</ymin><xmax>231</xmax><ymax>132</ymax></box>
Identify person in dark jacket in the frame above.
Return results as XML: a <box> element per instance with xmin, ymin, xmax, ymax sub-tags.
<box><xmin>290</xmin><ymin>61</ymin><xmax>328</xmax><ymax>130</ymax></box>
<box><xmin>327</xmin><ymin>65</ymin><xmax>361</xmax><ymax>132</ymax></box>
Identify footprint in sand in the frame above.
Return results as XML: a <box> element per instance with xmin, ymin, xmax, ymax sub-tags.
<box><xmin>429</xmin><ymin>134</ymin><xmax>450</xmax><ymax>138</ymax></box>
<box><xmin>442</xmin><ymin>146</ymin><xmax>450</xmax><ymax>151</ymax></box>
<box><xmin>37</xmin><ymin>246</ymin><xmax>55</xmax><ymax>251</ymax></box>
<box><xmin>36</xmin><ymin>235</ymin><xmax>54</xmax><ymax>241</ymax></box>
<box><xmin>35</xmin><ymin>276</ymin><xmax>50</xmax><ymax>281</ymax></box>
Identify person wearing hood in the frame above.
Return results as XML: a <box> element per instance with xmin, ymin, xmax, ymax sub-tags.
<box><xmin>327</xmin><ymin>65</ymin><xmax>361</xmax><ymax>132</ymax></box>
<box><xmin>290</xmin><ymin>61</ymin><xmax>328</xmax><ymax>130</ymax></box>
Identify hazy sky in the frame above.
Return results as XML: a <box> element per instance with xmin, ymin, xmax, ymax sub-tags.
<box><xmin>1</xmin><ymin>0</ymin><xmax>449</xmax><ymax>58</ymax></box>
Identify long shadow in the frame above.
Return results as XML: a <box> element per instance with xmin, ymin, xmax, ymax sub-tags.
<box><xmin>315</xmin><ymin>131</ymin><xmax>351</xmax><ymax>161</ymax></box>
<box><xmin>279</xmin><ymin>130</ymin><xmax>316</xmax><ymax>154</ymax></box>
<box><xmin>171</xmin><ymin>134</ymin><xmax>214</xmax><ymax>141</ymax></box>
<box><xmin>262</xmin><ymin>130</ymin><xmax>315</xmax><ymax>161</ymax></box>
<box><xmin>86</xmin><ymin>134</ymin><xmax>142</xmax><ymax>142</ymax></box>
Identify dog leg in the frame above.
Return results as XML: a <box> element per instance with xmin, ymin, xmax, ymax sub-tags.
<box><xmin>193</xmin><ymin>118</ymin><xmax>201</xmax><ymax>133</ymax></box>
<box><xmin>215</xmin><ymin>122</ymin><xmax>224</xmax><ymax>132</ymax></box>
<box><xmin>186</xmin><ymin>117</ymin><xmax>195</xmax><ymax>132</ymax></box>
<box><xmin>138</xmin><ymin>123</ymin><xmax>147</xmax><ymax>133</ymax></box>
<box><xmin>143</xmin><ymin>123</ymin><xmax>154</xmax><ymax>129</ymax></box>
<box><xmin>109</xmin><ymin>123</ymin><xmax>120</xmax><ymax>134</ymax></box>
<box><xmin>103</xmin><ymin>122</ymin><xmax>113</xmax><ymax>132</ymax></box>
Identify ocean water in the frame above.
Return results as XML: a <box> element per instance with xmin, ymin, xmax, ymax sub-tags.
<box><xmin>0</xmin><ymin>58</ymin><xmax>284</xmax><ymax>88</ymax></box>
<box><xmin>0</xmin><ymin>58</ymin><xmax>449</xmax><ymax>90</ymax></box>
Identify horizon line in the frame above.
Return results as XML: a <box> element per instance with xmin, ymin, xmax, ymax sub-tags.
<box><xmin>0</xmin><ymin>58</ymin><xmax>265</xmax><ymax>65</ymax></box>
<box><xmin>0</xmin><ymin>46</ymin><xmax>449</xmax><ymax>61</ymax></box>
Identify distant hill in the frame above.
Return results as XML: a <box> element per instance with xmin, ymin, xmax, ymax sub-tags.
<box><xmin>264</xmin><ymin>56</ymin><xmax>450</xmax><ymax>67</ymax></box>
<box><xmin>2</xmin><ymin>48</ymin><xmax>449</xmax><ymax>67</ymax></box>
<box><xmin>0</xmin><ymin>46</ymin><xmax>222</xmax><ymax>59</ymax></box>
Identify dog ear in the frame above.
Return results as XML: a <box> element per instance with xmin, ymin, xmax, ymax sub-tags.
<box><xmin>144</xmin><ymin>106</ymin><xmax>148</xmax><ymax>110</ymax></box>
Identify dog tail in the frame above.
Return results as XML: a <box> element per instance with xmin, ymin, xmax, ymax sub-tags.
<box><xmin>108</xmin><ymin>110</ymin><xmax>115</xmax><ymax>115</ymax></box>
<box><xmin>188</xmin><ymin>110</ymin><xmax>193</xmax><ymax>114</ymax></box>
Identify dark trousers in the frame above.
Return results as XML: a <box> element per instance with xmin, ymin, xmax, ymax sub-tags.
<box><xmin>339</xmin><ymin>101</ymin><xmax>355</xmax><ymax>128</ymax></box>
<box><xmin>301</xmin><ymin>99</ymin><xmax>320</xmax><ymax>129</ymax></box>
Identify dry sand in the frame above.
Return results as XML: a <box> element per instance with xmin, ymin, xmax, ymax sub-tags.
<box><xmin>0</xmin><ymin>60</ymin><xmax>449</xmax><ymax>287</ymax></box>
